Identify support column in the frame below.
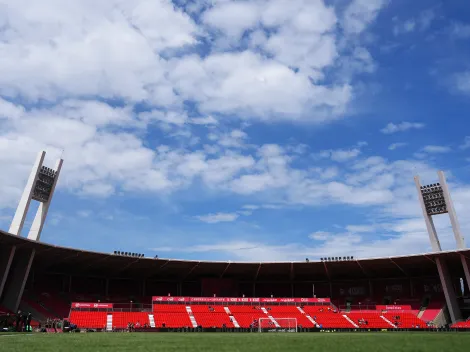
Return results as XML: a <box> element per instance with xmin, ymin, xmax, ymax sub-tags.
<box><xmin>436</xmin><ymin>257</ymin><xmax>461</xmax><ymax>323</ymax></box>
<box><xmin>438</xmin><ymin>171</ymin><xmax>466</xmax><ymax>249</ymax></box>
<box><xmin>414</xmin><ymin>176</ymin><xmax>442</xmax><ymax>251</ymax></box>
<box><xmin>28</xmin><ymin>159</ymin><xmax>63</xmax><ymax>241</ymax></box>
<box><xmin>460</xmin><ymin>255</ymin><xmax>470</xmax><ymax>295</ymax></box>
<box><xmin>0</xmin><ymin>246</ymin><xmax>16</xmax><ymax>300</ymax></box>
<box><xmin>9</xmin><ymin>152</ymin><xmax>45</xmax><ymax>236</ymax></box>
<box><xmin>0</xmin><ymin>248</ymin><xmax>35</xmax><ymax>313</ymax></box>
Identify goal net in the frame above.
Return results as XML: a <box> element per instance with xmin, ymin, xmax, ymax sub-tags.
<box><xmin>258</xmin><ymin>318</ymin><xmax>297</xmax><ymax>333</ymax></box>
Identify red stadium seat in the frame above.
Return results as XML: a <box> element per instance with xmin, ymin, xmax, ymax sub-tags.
<box><xmin>69</xmin><ymin>311</ymin><xmax>107</xmax><ymax>329</ymax></box>
<box><xmin>190</xmin><ymin>306</ymin><xmax>234</xmax><ymax>328</ymax></box>
<box><xmin>347</xmin><ymin>312</ymin><xmax>392</xmax><ymax>329</ymax></box>
<box><xmin>153</xmin><ymin>304</ymin><xmax>192</xmax><ymax>328</ymax></box>
<box><xmin>112</xmin><ymin>312</ymin><xmax>149</xmax><ymax>329</ymax></box>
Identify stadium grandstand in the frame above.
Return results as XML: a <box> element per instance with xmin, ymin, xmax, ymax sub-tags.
<box><xmin>1</xmin><ymin>228</ymin><xmax>470</xmax><ymax>332</ymax></box>
<box><xmin>1</xmin><ymin>151</ymin><xmax>470</xmax><ymax>336</ymax></box>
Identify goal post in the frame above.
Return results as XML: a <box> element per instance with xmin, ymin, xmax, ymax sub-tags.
<box><xmin>258</xmin><ymin>318</ymin><xmax>297</xmax><ymax>333</ymax></box>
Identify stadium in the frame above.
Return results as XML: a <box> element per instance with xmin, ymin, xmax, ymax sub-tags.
<box><xmin>2</xmin><ymin>0</ymin><xmax>470</xmax><ymax>350</ymax></box>
<box><xmin>1</xmin><ymin>152</ymin><xmax>470</xmax><ymax>351</ymax></box>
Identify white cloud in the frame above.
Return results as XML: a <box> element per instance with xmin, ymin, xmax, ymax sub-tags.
<box><xmin>77</xmin><ymin>210</ymin><xmax>91</xmax><ymax>218</ymax></box>
<box><xmin>460</xmin><ymin>136</ymin><xmax>470</xmax><ymax>150</ymax></box>
<box><xmin>393</xmin><ymin>9</ymin><xmax>435</xmax><ymax>36</ymax></box>
<box><xmin>195</xmin><ymin>212</ymin><xmax>239</xmax><ymax>224</ymax></box>
<box><xmin>330</xmin><ymin>148</ymin><xmax>362</xmax><ymax>162</ymax></box>
<box><xmin>202</xmin><ymin>1</ymin><xmax>261</xmax><ymax>39</ymax></box>
<box><xmin>381</xmin><ymin>122</ymin><xmax>425</xmax><ymax>134</ymax></box>
<box><xmin>346</xmin><ymin>224</ymin><xmax>378</xmax><ymax>233</ymax></box>
<box><xmin>316</xmin><ymin>148</ymin><xmax>362</xmax><ymax>162</ymax></box>
<box><xmin>455</xmin><ymin>71</ymin><xmax>470</xmax><ymax>95</ymax></box>
<box><xmin>342</xmin><ymin>0</ymin><xmax>388</xmax><ymax>34</ymax></box>
<box><xmin>0</xmin><ymin>0</ymin><xmax>392</xmax><ymax>214</ymax></box>
<box><xmin>168</xmin><ymin>51</ymin><xmax>352</xmax><ymax>121</ymax></box>
<box><xmin>393</xmin><ymin>19</ymin><xmax>416</xmax><ymax>36</ymax></box>
<box><xmin>450</xmin><ymin>22</ymin><xmax>470</xmax><ymax>39</ymax></box>
<box><xmin>309</xmin><ymin>231</ymin><xmax>332</xmax><ymax>241</ymax></box>
<box><xmin>421</xmin><ymin>145</ymin><xmax>452</xmax><ymax>154</ymax></box>
<box><xmin>388</xmin><ymin>142</ymin><xmax>407</xmax><ymax>151</ymax></box>
<box><xmin>190</xmin><ymin>116</ymin><xmax>218</xmax><ymax>125</ymax></box>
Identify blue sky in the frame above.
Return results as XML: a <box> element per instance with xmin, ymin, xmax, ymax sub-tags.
<box><xmin>1</xmin><ymin>0</ymin><xmax>470</xmax><ymax>262</ymax></box>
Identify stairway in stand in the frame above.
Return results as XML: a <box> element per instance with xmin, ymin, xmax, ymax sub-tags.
<box><xmin>224</xmin><ymin>306</ymin><xmax>240</xmax><ymax>328</ymax></box>
<box><xmin>297</xmin><ymin>306</ymin><xmax>318</xmax><ymax>327</ymax></box>
<box><xmin>342</xmin><ymin>315</ymin><xmax>359</xmax><ymax>328</ymax></box>
<box><xmin>261</xmin><ymin>307</ymin><xmax>280</xmax><ymax>328</ymax></box>
<box><xmin>148</xmin><ymin>314</ymin><xmax>155</xmax><ymax>328</ymax></box>
<box><xmin>380</xmin><ymin>315</ymin><xmax>396</xmax><ymax>328</ymax></box>
<box><xmin>186</xmin><ymin>306</ymin><xmax>198</xmax><ymax>328</ymax></box>
<box><xmin>106</xmin><ymin>314</ymin><xmax>113</xmax><ymax>331</ymax></box>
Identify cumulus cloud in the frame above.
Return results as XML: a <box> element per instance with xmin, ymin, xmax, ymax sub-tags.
<box><xmin>381</xmin><ymin>122</ymin><xmax>425</xmax><ymax>134</ymax></box>
<box><xmin>388</xmin><ymin>143</ymin><xmax>407</xmax><ymax>151</ymax></box>
<box><xmin>342</xmin><ymin>0</ymin><xmax>388</xmax><ymax>34</ymax></box>
<box><xmin>196</xmin><ymin>212</ymin><xmax>240</xmax><ymax>224</ymax></box>
<box><xmin>421</xmin><ymin>145</ymin><xmax>452</xmax><ymax>154</ymax></box>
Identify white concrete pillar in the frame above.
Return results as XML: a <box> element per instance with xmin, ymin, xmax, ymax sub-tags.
<box><xmin>438</xmin><ymin>171</ymin><xmax>466</xmax><ymax>250</ymax></box>
<box><xmin>414</xmin><ymin>176</ymin><xmax>442</xmax><ymax>251</ymax></box>
<box><xmin>9</xmin><ymin>152</ymin><xmax>45</xmax><ymax>236</ymax></box>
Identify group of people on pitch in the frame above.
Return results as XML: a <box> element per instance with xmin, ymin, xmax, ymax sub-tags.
<box><xmin>0</xmin><ymin>310</ymin><xmax>33</xmax><ymax>332</ymax></box>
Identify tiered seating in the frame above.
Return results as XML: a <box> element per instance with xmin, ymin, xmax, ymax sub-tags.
<box><xmin>303</xmin><ymin>306</ymin><xmax>354</xmax><ymax>328</ymax></box>
<box><xmin>22</xmin><ymin>298</ymin><xmax>57</xmax><ymax>318</ymax></box>
<box><xmin>347</xmin><ymin>312</ymin><xmax>391</xmax><ymax>328</ymax></box>
<box><xmin>227</xmin><ymin>306</ymin><xmax>268</xmax><ymax>328</ymax></box>
<box><xmin>37</xmin><ymin>292</ymin><xmax>71</xmax><ymax>319</ymax></box>
<box><xmin>190</xmin><ymin>305</ymin><xmax>234</xmax><ymax>328</ymax></box>
<box><xmin>451</xmin><ymin>320</ymin><xmax>470</xmax><ymax>329</ymax></box>
<box><xmin>265</xmin><ymin>306</ymin><xmax>315</xmax><ymax>328</ymax></box>
<box><xmin>153</xmin><ymin>304</ymin><xmax>192</xmax><ymax>328</ymax></box>
<box><xmin>112</xmin><ymin>312</ymin><xmax>149</xmax><ymax>328</ymax></box>
<box><xmin>420</xmin><ymin>302</ymin><xmax>443</xmax><ymax>323</ymax></box>
<box><xmin>69</xmin><ymin>311</ymin><xmax>107</xmax><ymax>329</ymax></box>
<box><xmin>383</xmin><ymin>312</ymin><xmax>426</xmax><ymax>328</ymax></box>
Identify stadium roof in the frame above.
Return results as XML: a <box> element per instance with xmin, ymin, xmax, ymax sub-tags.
<box><xmin>1</xmin><ymin>229</ymin><xmax>469</xmax><ymax>281</ymax></box>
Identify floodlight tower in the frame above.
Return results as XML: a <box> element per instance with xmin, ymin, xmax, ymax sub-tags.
<box><xmin>415</xmin><ymin>171</ymin><xmax>469</xmax><ymax>323</ymax></box>
<box><xmin>8</xmin><ymin>151</ymin><xmax>63</xmax><ymax>241</ymax></box>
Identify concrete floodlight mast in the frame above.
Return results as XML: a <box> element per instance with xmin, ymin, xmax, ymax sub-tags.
<box><xmin>8</xmin><ymin>150</ymin><xmax>63</xmax><ymax>241</ymax></box>
<box><xmin>415</xmin><ymin>170</ymin><xmax>468</xmax><ymax>323</ymax></box>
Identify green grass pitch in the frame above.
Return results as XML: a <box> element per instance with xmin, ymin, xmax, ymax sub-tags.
<box><xmin>1</xmin><ymin>332</ymin><xmax>469</xmax><ymax>352</ymax></box>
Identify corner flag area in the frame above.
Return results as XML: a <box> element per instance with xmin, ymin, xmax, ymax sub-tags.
<box><xmin>1</xmin><ymin>332</ymin><xmax>469</xmax><ymax>352</ymax></box>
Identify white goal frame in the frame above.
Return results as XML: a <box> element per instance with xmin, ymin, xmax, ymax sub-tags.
<box><xmin>258</xmin><ymin>318</ymin><xmax>297</xmax><ymax>332</ymax></box>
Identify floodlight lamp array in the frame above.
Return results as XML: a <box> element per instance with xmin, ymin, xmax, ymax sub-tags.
<box><xmin>320</xmin><ymin>256</ymin><xmax>354</xmax><ymax>262</ymax></box>
<box><xmin>113</xmin><ymin>251</ymin><xmax>145</xmax><ymax>258</ymax></box>
<box><xmin>420</xmin><ymin>183</ymin><xmax>448</xmax><ymax>215</ymax></box>
<box><xmin>32</xmin><ymin>166</ymin><xmax>57</xmax><ymax>202</ymax></box>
